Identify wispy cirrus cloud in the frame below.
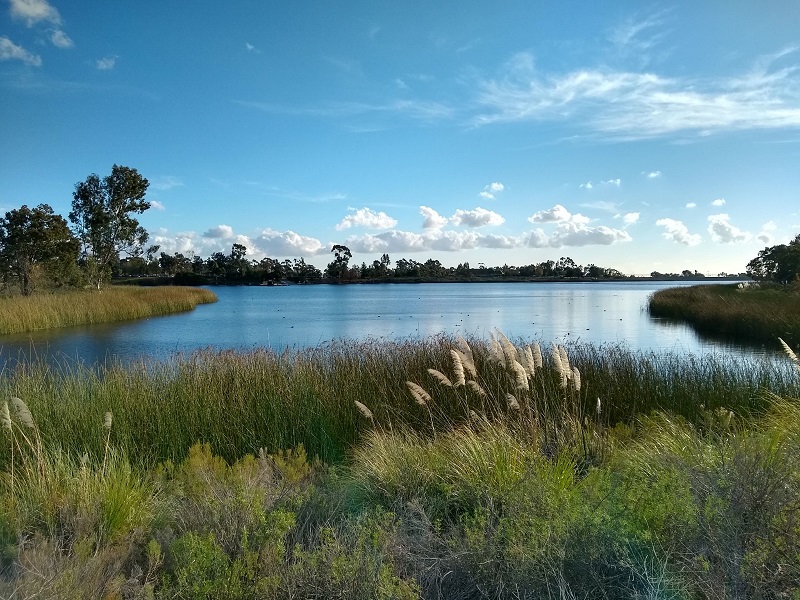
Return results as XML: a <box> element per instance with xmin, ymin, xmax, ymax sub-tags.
<box><xmin>96</xmin><ymin>56</ymin><xmax>117</xmax><ymax>70</ymax></box>
<box><xmin>234</xmin><ymin>98</ymin><xmax>454</xmax><ymax>123</ymax></box>
<box><xmin>473</xmin><ymin>47</ymin><xmax>800</xmax><ymax>139</ymax></box>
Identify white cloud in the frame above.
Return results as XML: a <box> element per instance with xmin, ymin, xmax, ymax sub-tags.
<box><xmin>645</xmin><ymin>170</ymin><xmax>662</xmax><ymax>178</ymax></box>
<box><xmin>762</xmin><ymin>220</ymin><xmax>778</xmax><ymax>231</ymax></box>
<box><xmin>602</xmin><ymin>178</ymin><xmax>621</xmax><ymax>186</ymax></box>
<box><xmin>50</xmin><ymin>29</ymin><xmax>73</xmax><ymax>48</ymax></box>
<box><xmin>450</xmin><ymin>207</ymin><xmax>505</xmax><ymax>227</ymax></box>
<box><xmin>335</xmin><ymin>207</ymin><xmax>397</xmax><ymax>230</ymax></box>
<box><xmin>580</xmin><ymin>181</ymin><xmax>593</xmax><ymax>190</ymax></box>
<box><xmin>479</xmin><ymin>181</ymin><xmax>505</xmax><ymax>199</ymax></box>
<box><xmin>622</xmin><ymin>212</ymin><xmax>640</xmax><ymax>224</ymax></box>
<box><xmin>547</xmin><ymin>221</ymin><xmax>632</xmax><ymax>247</ymax></box>
<box><xmin>685</xmin><ymin>202</ymin><xmax>697</xmax><ymax>208</ymax></box>
<box><xmin>149</xmin><ymin>200</ymin><xmax>165</xmax><ymax>211</ymax></box>
<box><xmin>203</xmin><ymin>225</ymin><xmax>235</xmax><ymax>239</ymax></box>
<box><xmin>9</xmin><ymin>0</ymin><xmax>60</xmax><ymax>25</ymax></box>
<box><xmin>711</xmin><ymin>198</ymin><xmax>726</xmax><ymax>207</ymax></box>
<box><xmin>254</xmin><ymin>228</ymin><xmax>325</xmax><ymax>256</ymax></box>
<box><xmin>474</xmin><ymin>48</ymin><xmax>800</xmax><ymax>139</ymax></box>
<box><xmin>245</xmin><ymin>42</ymin><xmax>260</xmax><ymax>53</ymax></box>
<box><xmin>96</xmin><ymin>56</ymin><xmax>116</xmax><ymax>70</ymax></box>
<box><xmin>528</xmin><ymin>204</ymin><xmax>572</xmax><ymax>223</ymax></box>
<box><xmin>420</xmin><ymin>205</ymin><xmax>447</xmax><ymax>229</ymax></box>
<box><xmin>707</xmin><ymin>214</ymin><xmax>751</xmax><ymax>243</ymax></box>
<box><xmin>0</xmin><ymin>36</ymin><xmax>41</xmax><ymax>66</ymax></box>
<box><xmin>656</xmin><ymin>218</ymin><xmax>702</xmax><ymax>246</ymax></box>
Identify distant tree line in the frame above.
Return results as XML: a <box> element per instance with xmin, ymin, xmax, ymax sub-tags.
<box><xmin>116</xmin><ymin>243</ymin><xmax>630</xmax><ymax>285</ymax></box>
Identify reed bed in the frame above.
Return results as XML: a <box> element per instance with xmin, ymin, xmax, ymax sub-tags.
<box><xmin>0</xmin><ymin>286</ymin><xmax>217</xmax><ymax>335</ymax></box>
<box><xmin>1</xmin><ymin>335</ymin><xmax>798</xmax><ymax>598</ymax></box>
<box><xmin>648</xmin><ymin>283</ymin><xmax>800</xmax><ymax>346</ymax></box>
<box><xmin>0</xmin><ymin>336</ymin><xmax>796</xmax><ymax>469</ymax></box>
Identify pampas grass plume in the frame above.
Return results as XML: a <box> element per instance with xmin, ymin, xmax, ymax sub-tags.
<box><xmin>450</xmin><ymin>350</ymin><xmax>466</xmax><ymax>387</ymax></box>
<box><xmin>428</xmin><ymin>368</ymin><xmax>453</xmax><ymax>387</ymax></box>
<box><xmin>532</xmin><ymin>342</ymin><xmax>543</xmax><ymax>369</ymax></box>
<box><xmin>467</xmin><ymin>380</ymin><xmax>487</xmax><ymax>398</ymax></box>
<box><xmin>512</xmin><ymin>360</ymin><xmax>529</xmax><ymax>391</ymax></box>
<box><xmin>10</xmin><ymin>397</ymin><xmax>34</xmax><ymax>429</ymax></box>
<box><xmin>571</xmin><ymin>367</ymin><xmax>581</xmax><ymax>392</ymax></box>
<box><xmin>406</xmin><ymin>381</ymin><xmax>432</xmax><ymax>405</ymax></box>
<box><xmin>779</xmin><ymin>337</ymin><xmax>800</xmax><ymax>373</ymax></box>
<box><xmin>354</xmin><ymin>401</ymin><xmax>374</xmax><ymax>420</ymax></box>
<box><xmin>104</xmin><ymin>410</ymin><xmax>113</xmax><ymax>430</ymax></box>
<box><xmin>506</xmin><ymin>393</ymin><xmax>520</xmax><ymax>411</ymax></box>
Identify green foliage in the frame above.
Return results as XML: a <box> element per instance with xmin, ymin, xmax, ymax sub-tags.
<box><xmin>0</xmin><ymin>203</ymin><xmax>80</xmax><ymax>296</ymax></box>
<box><xmin>747</xmin><ymin>233</ymin><xmax>800</xmax><ymax>284</ymax></box>
<box><xmin>70</xmin><ymin>164</ymin><xmax>151</xmax><ymax>289</ymax></box>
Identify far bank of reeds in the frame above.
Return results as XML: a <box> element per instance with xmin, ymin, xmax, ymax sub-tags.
<box><xmin>0</xmin><ymin>286</ymin><xmax>217</xmax><ymax>335</ymax></box>
<box><xmin>648</xmin><ymin>282</ymin><xmax>800</xmax><ymax>346</ymax></box>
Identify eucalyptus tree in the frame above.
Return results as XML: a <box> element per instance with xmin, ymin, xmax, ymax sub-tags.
<box><xmin>0</xmin><ymin>204</ymin><xmax>79</xmax><ymax>295</ymax></box>
<box><xmin>70</xmin><ymin>164</ymin><xmax>151</xmax><ymax>289</ymax></box>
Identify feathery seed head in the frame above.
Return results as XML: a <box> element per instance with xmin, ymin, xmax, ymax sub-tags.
<box><xmin>406</xmin><ymin>381</ymin><xmax>432</xmax><ymax>405</ymax></box>
<box><xmin>779</xmin><ymin>337</ymin><xmax>800</xmax><ymax>373</ymax></box>
<box><xmin>489</xmin><ymin>336</ymin><xmax>504</xmax><ymax>364</ymax></box>
<box><xmin>1</xmin><ymin>402</ymin><xmax>10</xmax><ymax>432</ymax></box>
<box><xmin>496</xmin><ymin>330</ymin><xmax>518</xmax><ymax>365</ymax></box>
<box><xmin>466</xmin><ymin>380</ymin><xmax>488</xmax><ymax>398</ymax></box>
<box><xmin>523</xmin><ymin>345</ymin><xmax>536</xmax><ymax>377</ymax></box>
<box><xmin>571</xmin><ymin>367</ymin><xmax>581</xmax><ymax>392</ymax></box>
<box><xmin>450</xmin><ymin>349</ymin><xmax>466</xmax><ymax>386</ymax></box>
<box><xmin>596</xmin><ymin>397</ymin><xmax>602</xmax><ymax>417</ymax></box>
<box><xmin>428</xmin><ymin>368</ymin><xmax>453</xmax><ymax>387</ymax></box>
<box><xmin>552</xmin><ymin>345</ymin><xmax>564</xmax><ymax>374</ymax></box>
<box><xmin>506</xmin><ymin>393</ymin><xmax>520</xmax><ymax>411</ymax></box>
<box><xmin>456</xmin><ymin>335</ymin><xmax>474</xmax><ymax>362</ymax></box>
<box><xmin>354</xmin><ymin>401</ymin><xmax>374</xmax><ymax>420</ymax></box>
<box><xmin>512</xmin><ymin>360</ymin><xmax>530</xmax><ymax>391</ymax></box>
<box><xmin>455</xmin><ymin>348</ymin><xmax>477</xmax><ymax>378</ymax></box>
<box><xmin>532</xmin><ymin>342</ymin><xmax>543</xmax><ymax>369</ymax></box>
<box><xmin>558</xmin><ymin>345</ymin><xmax>571</xmax><ymax>376</ymax></box>
<box><xmin>103</xmin><ymin>410</ymin><xmax>113</xmax><ymax>430</ymax></box>
<box><xmin>11</xmin><ymin>397</ymin><xmax>34</xmax><ymax>429</ymax></box>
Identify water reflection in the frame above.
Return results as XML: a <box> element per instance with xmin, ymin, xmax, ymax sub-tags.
<box><xmin>0</xmin><ymin>280</ymin><xmax>776</xmax><ymax>371</ymax></box>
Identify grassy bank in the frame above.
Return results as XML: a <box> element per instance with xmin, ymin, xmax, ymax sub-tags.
<box><xmin>648</xmin><ymin>283</ymin><xmax>800</xmax><ymax>346</ymax></box>
<box><xmin>1</xmin><ymin>336</ymin><xmax>799</xmax><ymax>598</ymax></box>
<box><xmin>0</xmin><ymin>286</ymin><xmax>217</xmax><ymax>335</ymax></box>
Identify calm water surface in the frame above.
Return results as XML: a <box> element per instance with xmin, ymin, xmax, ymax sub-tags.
<box><xmin>0</xmin><ymin>281</ymin><xmax>770</xmax><ymax>369</ymax></box>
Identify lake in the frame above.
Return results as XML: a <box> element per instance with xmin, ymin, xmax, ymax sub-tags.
<box><xmin>0</xmin><ymin>280</ymin><xmax>770</xmax><ymax>370</ymax></box>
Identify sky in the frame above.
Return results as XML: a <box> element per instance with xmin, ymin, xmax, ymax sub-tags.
<box><xmin>2</xmin><ymin>1</ymin><xmax>800</xmax><ymax>276</ymax></box>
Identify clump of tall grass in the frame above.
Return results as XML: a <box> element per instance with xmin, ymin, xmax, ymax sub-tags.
<box><xmin>648</xmin><ymin>283</ymin><xmax>800</xmax><ymax>346</ymax></box>
<box><xmin>0</xmin><ymin>286</ymin><xmax>217</xmax><ymax>335</ymax></box>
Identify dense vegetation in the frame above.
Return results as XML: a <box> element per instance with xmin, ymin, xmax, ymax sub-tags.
<box><xmin>746</xmin><ymin>233</ymin><xmax>800</xmax><ymax>284</ymax></box>
<box><xmin>1</xmin><ymin>335</ymin><xmax>799</xmax><ymax>598</ymax></box>
<box><xmin>648</xmin><ymin>282</ymin><xmax>800</xmax><ymax>347</ymax></box>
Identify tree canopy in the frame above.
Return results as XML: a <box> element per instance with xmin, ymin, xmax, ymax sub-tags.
<box><xmin>0</xmin><ymin>204</ymin><xmax>79</xmax><ymax>295</ymax></box>
<box><xmin>70</xmin><ymin>164</ymin><xmax>151</xmax><ymax>289</ymax></box>
<box><xmin>746</xmin><ymin>234</ymin><xmax>800</xmax><ymax>284</ymax></box>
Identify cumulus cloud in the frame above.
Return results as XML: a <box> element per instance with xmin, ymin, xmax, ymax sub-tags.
<box><xmin>711</xmin><ymin>198</ymin><xmax>726</xmax><ymax>207</ymax></box>
<box><xmin>645</xmin><ymin>170</ymin><xmax>662</xmax><ymax>178</ymax></box>
<box><xmin>528</xmin><ymin>204</ymin><xmax>572</xmax><ymax>223</ymax></box>
<box><xmin>479</xmin><ymin>182</ymin><xmax>505</xmax><ymax>199</ymax></box>
<box><xmin>50</xmin><ymin>29</ymin><xmax>73</xmax><ymax>48</ymax></box>
<box><xmin>707</xmin><ymin>214</ymin><xmax>751</xmax><ymax>243</ymax></box>
<box><xmin>757</xmin><ymin>220</ymin><xmax>778</xmax><ymax>244</ymax></box>
<box><xmin>420</xmin><ymin>205</ymin><xmax>447</xmax><ymax>229</ymax></box>
<box><xmin>203</xmin><ymin>225</ymin><xmax>235</xmax><ymax>239</ymax></box>
<box><xmin>450</xmin><ymin>207</ymin><xmax>504</xmax><ymax>227</ymax></box>
<box><xmin>0</xmin><ymin>36</ymin><xmax>41</xmax><ymax>66</ymax></box>
<box><xmin>622</xmin><ymin>212</ymin><xmax>640</xmax><ymax>224</ymax></box>
<box><xmin>656</xmin><ymin>218</ymin><xmax>702</xmax><ymax>246</ymax></box>
<box><xmin>149</xmin><ymin>200</ymin><xmax>165</xmax><ymax>211</ymax></box>
<box><xmin>685</xmin><ymin>202</ymin><xmax>697</xmax><ymax>208</ymax></box>
<box><xmin>335</xmin><ymin>207</ymin><xmax>397</xmax><ymax>230</ymax></box>
<box><xmin>547</xmin><ymin>221</ymin><xmax>632</xmax><ymax>247</ymax></box>
<box><xmin>96</xmin><ymin>56</ymin><xmax>116</xmax><ymax>70</ymax></box>
<box><xmin>580</xmin><ymin>181</ymin><xmax>593</xmax><ymax>190</ymax></box>
<box><xmin>253</xmin><ymin>228</ymin><xmax>326</xmax><ymax>256</ymax></box>
<box><xmin>9</xmin><ymin>0</ymin><xmax>60</xmax><ymax>25</ymax></box>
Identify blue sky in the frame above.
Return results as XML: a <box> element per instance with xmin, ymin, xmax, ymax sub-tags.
<box><xmin>2</xmin><ymin>0</ymin><xmax>800</xmax><ymax>275</ymax></box>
